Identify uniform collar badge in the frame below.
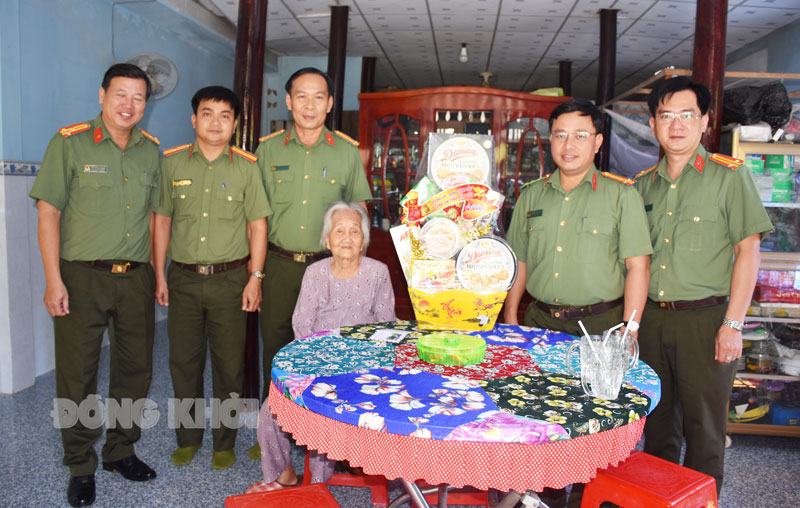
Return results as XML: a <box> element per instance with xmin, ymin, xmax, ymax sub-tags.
<box><xmin>284</xmin><ymin>131</ymin><xmax>292</xmax><ymax>146</ymax></box>
<box><xmin>694</xmin><ymin>153</ymin><xmax>705</xmax><ymax>173</ymax></box>
<box><xmin>325</xmin><ymin>132</ymin><xmax>335</xmax><ymax>146</ymax></box>
<box><xmin>93</xmin><ymin>127</ymin><xmax>103</xmax><ymax>145</ymax></box>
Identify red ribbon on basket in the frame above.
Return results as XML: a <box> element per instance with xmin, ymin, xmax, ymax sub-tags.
<box><xmin>404</xmin><ymin>183</ymin><xmax>496</xmax><ymax>223</ymax></box>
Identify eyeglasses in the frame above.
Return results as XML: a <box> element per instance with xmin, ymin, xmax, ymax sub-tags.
<box><xmin>551</xmin><ymin>130</ymin><xmax>597</xmax><ymax>142</ymax></box>
<box><xmin>656</xmin><ymin>111</ymin><xmax>701</xmax><ymax>123</ymax></box>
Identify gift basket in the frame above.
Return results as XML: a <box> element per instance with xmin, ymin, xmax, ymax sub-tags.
<box><xmin>390</xmin><ymin>133</ymin><xmax>517</xmax><ymax>331</ymax></box>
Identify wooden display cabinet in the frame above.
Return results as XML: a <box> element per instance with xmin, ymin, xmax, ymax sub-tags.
<box><xmin>357</xmin><ymin>87</ymin><xmax>569</xmax><ymax>318</ymax></box>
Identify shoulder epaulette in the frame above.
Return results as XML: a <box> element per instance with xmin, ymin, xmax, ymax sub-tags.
<box><xmin>601</xmin><ymin>171</ymin><xmax>635</xmax><ymax>185</ymax></box>
<box><xmin>259</xmin><ymin>129</ymin><xmax>285</xmax><ymax>142</ymax></box>
<box><xmin>635</xmin><ymin>165</ymin><xmax>656</xmax><ymax>179</ymax></box>
<box><xmin>58</xmin><ymin>122</ymin><xmax>91</xmax><ymax>138</ymax></box>
<box><xmin>521</xmin><ymin>174</ymin><xmax>549</xmax><ymax>190</ymax></box>
<box><xmin>231</xmin><ymin>146</ymin><xmax>258</xmax><ymax>162</ymax></box>
<box><xmin>334</xmin><ymin>130</ymin><xmax>359</xmax><ymax>146</ymax></box>
<box><xmin>140</xmin><ymin>129</ymin><xmax>160</xmax><ymax>145</ymax></box>
<box><xmin>709</xmin><ymin>153</ymin><xmax>743</xmax><ymax>170</ymax></box>
<box><xmin>163</xmin><ymin>143</ymin><xmax>193</xmax><ymax>157</ymax></box>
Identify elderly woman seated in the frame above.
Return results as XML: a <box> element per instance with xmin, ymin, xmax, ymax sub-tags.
<box><xmin>248</xmin><ymin>201</ymin><xmax>396</xmax><ymax>492</ymax></box>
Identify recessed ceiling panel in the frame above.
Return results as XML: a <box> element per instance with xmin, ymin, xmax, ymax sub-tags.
<box><xmin>625</xmin><ymin>19</ymin><xmax>693</xmax><ymax>39</ymax></box>
<box><xmin>640</xmin><ymin>1</ymin><xmax>697</xmax><ymax>24</ymax></box>
<box><xmin>495</xmin><ymin>15</ymin><xmax>565</xmax><ymax>33</ymax></box>
<box><xmin>500</xmin><ymin>0</ymin><xmax>574</xmax><ymax>17</ymax></box>
<box><xmin>728</xmin><ymin>6</ymin><xmax>800</xmax><ymax>29</ymax></box>
<box><xmin>356</xmin><ymin>0</ymin><xmax>428</xmax><ymax>15</ymax></box>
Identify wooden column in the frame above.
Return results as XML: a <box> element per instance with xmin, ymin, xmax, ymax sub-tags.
<box><xmin>559</xmin><ymin>60</ymin><xmax>572</xmax><ymax>97</ymax></box>
<box><xmin>595</xmin><ymin>8</ymin><xmax>617</xmax><ymax>172</ymax></box>
<box><xmin>361</xmin><ymin>56</ymin><xmax>376</xmax><ymax>93</ymax></box>
<box><xmin>326</xmin><ymin>5</ymin><xmax>349</xmax><ymax>131</ymax></box>
<box><xmin>692</xmin><ymin>0</ymin><xmax>728</xmax><ymax>152</ymax></box>
<box><xmin>232</xmin><ymin>0</ymin><xmax>267</xmax><ymax>401</ymax></box>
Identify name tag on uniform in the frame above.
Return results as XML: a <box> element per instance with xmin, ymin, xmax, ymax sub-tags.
<box><xmin>644</xmin><ymin>204</ymin><xmax>653</xmax><ymax>212</ymax></box>
<box><xmin>272</xmin><ymin>165</ymin><xmax>290</xmax><ymax>171</ymax></box>
<box><xmin>83</xmin><ymin>165</ymin><xmax>108</xmax><ymax>173</ymax></box>
<box><xmin>172</xmin><ymin>179</ymin><xmax>193</xmax><ymax>187</ymax></box>
<box><xmin>527</xmin><ymin>209</ymin><xmax>543</xmax><ymax>218</ymax></box>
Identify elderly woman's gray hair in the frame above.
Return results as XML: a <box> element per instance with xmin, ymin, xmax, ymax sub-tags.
<box><xmin>319</xmin><ymin>202</ymin><xmax>370</xmax><ymax>253</ymax></box>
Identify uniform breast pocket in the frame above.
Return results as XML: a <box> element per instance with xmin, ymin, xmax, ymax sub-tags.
<box><xmin>578</xmin><ymin>216</ymin><xmax>615</xmax><ymax>262</ymax></box>
<box><xmin>214</xmin><ymin>187</ymin><xmax>244</xmax><ymax>220</ymax></box>
<box><xmin>319</xmin><ymin>171</ymin><xmax>345</xmax><ymax>201</ymax></box>
<box><xmin>676</xmin><ymin>205</ymin><xmax>719</xmax><ymax>252</ymax></box>
<box><xmin>136</xmin><ymin>171</ymin><xmax>157</xmax><ymax>210</ymax></box>
<box><xmin>170</xmin><ymin>185</ymin><xmax>198</xmax><ymax>218</ymax></box>
<box><xmin>75</xmin><ymin>172</ymin><xmax>115</xmax><ymax>216</ymax></box>
<box><xmin>269</xmin><ymin>172</ymin><xmax>295</xmax><ymax>203</ymax></box>
<box><xmin>525</xmin><ymin>216</ymin><xmax>548</xmax><ymax>261</ymax></box>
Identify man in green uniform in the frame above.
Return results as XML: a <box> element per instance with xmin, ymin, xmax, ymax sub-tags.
<box><xmin>253</xmin><ymin>68</ymin><xmax>372</xmax><ymax>420</ymax></box>
<box><xmin>504</xmin><ymin>99</ymin><xmax>652</xmax><ymax>508</ymax></box>
<box><xmin>636</xmin><ymin>77</ymin><xmax>772</xmax><ymax>495</ymax></box>
<box><xmin>30</xmin><ymin>63</ymin><xmax>160</xmax><ymax>507</ymax></box>
<box><xmin>153</xmin><ymin>86</ymin><xmax>269</xmax><ymax>470</ymax></box>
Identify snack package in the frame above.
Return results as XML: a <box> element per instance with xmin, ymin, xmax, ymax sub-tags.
<box><xmin>392</xmin><ymin>133</ymin><xmax>516</xmax><ymax>331</ymax></box>
<box><xmin>427</xmin><ymin>133</ymin><xmax>494</xmax><ymax>190</ymax></box>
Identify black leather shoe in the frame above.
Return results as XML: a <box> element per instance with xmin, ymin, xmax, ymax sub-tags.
<box><xmin>102</xmin><ymin>455</ymin><xmax>156</xmax><ymax>481</ymax></box>
<box><xmin>67</xmin><ymin>474</ymin><xmax>95</xmax><ymax>507</ymax></box>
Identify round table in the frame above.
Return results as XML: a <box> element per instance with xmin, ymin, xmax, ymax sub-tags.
<box><xmin>268</xmin><ymin>321</ymin><xmax>660</xmax><ymax>497</ymax></box>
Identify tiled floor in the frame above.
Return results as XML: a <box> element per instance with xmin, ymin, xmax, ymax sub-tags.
<box><xmin>1</xmin><ymin>319</ymin><xmax>797</xmax><ymax>507</ymax></box>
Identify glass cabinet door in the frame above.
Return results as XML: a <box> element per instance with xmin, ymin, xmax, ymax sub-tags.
<box><xmin>370</xmin><ymin>114</ymin><xmax>420</xmax><ymax>226</ymax></box>
<box><xmin>503</xmin><ymin>117</ymin><xmax>553</xmax><ymax>229</ymax></box>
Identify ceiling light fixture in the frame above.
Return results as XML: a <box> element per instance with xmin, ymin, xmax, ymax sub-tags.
<box><xmin>459</xmin><ymin>43</ymin><xmax>468</xmax><ymax>64</ymax></box>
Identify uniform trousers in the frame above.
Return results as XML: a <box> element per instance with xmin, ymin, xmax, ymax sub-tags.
<box><xmin>639</xmin><ymin>300</ymin><xmax>735</xmax><ymax>496</ymax></box>
<box><xmin>259</xmin><ymin>251</ymin><xmax>314</xmax><ymax>399</ymax></box>
<box><xmin>524</xmin><ymin>300</ymin><xmax>624</xmax><ymax>508</ymax></box>
<box><xmin>55</xmin><ymin>260</ymin><xmax>155</xmax><ymax>476</ymax></box>
<box><xmin>167</xmin><ymin>263</ymin><xmax>248</xmax><ymax>451</ymax></box>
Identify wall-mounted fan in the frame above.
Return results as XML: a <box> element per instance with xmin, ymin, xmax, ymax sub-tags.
<box><xmin>125</xmin><ymin>52</ymin><xmax>178</xmax><ymax>100</ymax></box>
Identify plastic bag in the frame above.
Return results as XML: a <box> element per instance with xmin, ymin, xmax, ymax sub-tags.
<box><xmin>723</xmin><ymin>82</ymin><xmax>792</xmax><ymax>130</ymax></box>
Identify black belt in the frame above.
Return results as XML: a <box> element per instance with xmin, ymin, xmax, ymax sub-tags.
<box><xmin>533</xmin><ymin>297</ymin><xmax>624</xmax><ymax>320</ymax></box>
<box><xmin>173</xmin><ymin>256</ymin><xmax>249</xmax><ymax>275</ymax></box>
<box><xmin>82</xmin><ymin>260</ymin><xmax>143</xmax><ymax>274</ymax></box>
<box><xmin>268</xmin><ymin>242</ymin><xmax>330</xmax><ymax>263</ymax></box>
<box><xmin>648</xmin><ymin>296</ymin><xmax>728</xmax><ymax>311</ymax></box>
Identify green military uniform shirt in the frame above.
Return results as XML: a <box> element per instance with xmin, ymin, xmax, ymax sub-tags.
<box><xmin>255</xmin><ymin>127</ymin><xmax>372</xmax><ymax>252</ymax></box>
<box><xmin>30</xmin><ymin>114</ymin><xmax>160</xmax><ymax>262</ymax></box>
<box><xmin>507</xmin><ymin>165</ymin><xmax>653</xmax><ymax>306</ymax></box>
<box><xmin>156</xmin><ymin>143</ymin><xmax>271</xmax><ymax>264</ymax></box>
<box><xmin>636</xmin><ymin>145</ymin><xmax>772</xmax><ymax>301</ymax></box>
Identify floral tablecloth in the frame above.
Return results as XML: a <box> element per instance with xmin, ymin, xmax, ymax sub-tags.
<box><xmin>271</xmin><ymin>321</ymin><xmax>660</xmax><ymax>444</ymax></box>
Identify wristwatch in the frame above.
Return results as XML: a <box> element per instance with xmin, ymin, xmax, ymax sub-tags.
<box><xmin>250</xmin><ymin>270</ymin><xmax>265</xmax><ymax>280</ymax></box>
<box><xmin>722</xmin><ymin>317</ymin><xmax>743</xmax><ymax>331</ymax></box>
<box><xmin>624</xmin><ymin>320</ymin><xmax>639</xmax><ymax>332</ymax></box>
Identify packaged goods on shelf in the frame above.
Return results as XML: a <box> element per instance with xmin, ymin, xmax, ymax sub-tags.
<box><xmin>753</xmin><ymin>285</ymin><xmax>800</xmax><ymax>304</ymax></box>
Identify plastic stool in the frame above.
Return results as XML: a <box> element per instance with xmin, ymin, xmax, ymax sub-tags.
<box><xmin>303</xmin><ymin>450</ymin><xmax>390</xmax><ymax>507</ymax></box>
<box><xmin>581</xmin><ymin>451</ymin><xmax>719</xmax><ymax>508</ymax></box>
<box><xmin>416</xmin><ymin>480</ymin><xmax>490</xmax><ymax>507</ymax></box>
<box><xmin>224</xmin><ymin>483</ymin><xmax>340</xmax><ymax>508</ymax></box>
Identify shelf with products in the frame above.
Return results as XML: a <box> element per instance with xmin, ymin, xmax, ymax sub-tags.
<box><xmin>730</xmin><ymin>129</ymin><xmax>799</xmax><ymax>436</ymax></box>
<box><xmin>728</xmin><ymin>320</ymin><xmax>800</xmax><ymax>436</ymax></box>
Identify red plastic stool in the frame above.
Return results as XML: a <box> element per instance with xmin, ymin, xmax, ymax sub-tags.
<box><xmin>416</xmin><ymin>480</ymin><xmax>491</xmax><ymax>507</ymax></box>
<box><xmin>581</xmin><ymin>451</ymin><xmax>719</xmax><ymax>508</ymax></box>
<box><xmin>303</xmin><ymin>450</ymin><xmax>390</xmax><ymax>507</ymax></box>
<box><xmin>224</xmin><ymin>483</ymin><xmax>340</xmax><ymax>508</ymax></box>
